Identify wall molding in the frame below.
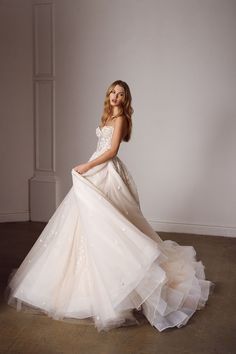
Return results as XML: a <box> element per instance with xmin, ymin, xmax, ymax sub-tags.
<box><xmin>30</xmin><ymin>1</ymin><xmax>58</xmax><ymax>221</ymax></box>
<box><xmin>0</xmin><ymin>212</ymin><xmax>30</xmax><ymax>222</ymax></box>
<box><xmin>33</xmin><ymin>2</ymin><xmax>55</xmax><ymax>77</ymax></box>
<box><xmin>149</xmin><ymin>219</ymin><xmax>236</xmax><ymax>238</ymax></box>
<box><xmin>34</xmin><ymin>79</ymin><xmax>56</xmax><ymax>172</ymax></box>
<box><xmin>0</xmin><ymin>212</ymin><xmax>235</xmax><ymax>238</ymax></box>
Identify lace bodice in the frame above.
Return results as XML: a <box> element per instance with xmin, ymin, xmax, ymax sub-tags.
<box><xmin>90</xmin><ymin>125</ymin><xmax>140</xmax><ymax>206</ymax></box>
<box><xmin>95</xmin><ymin>126</ymin><xmax>114</xmax><ymax>153</ymax></box>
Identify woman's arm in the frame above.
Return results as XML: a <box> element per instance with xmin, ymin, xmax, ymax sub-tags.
<box><xmin>88</xmin><ymin>116</ymin><xmax>125</xmax><ymax>169</ymax></box>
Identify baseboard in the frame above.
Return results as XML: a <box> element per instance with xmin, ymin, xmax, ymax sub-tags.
<box><xmin>149</xmin><ymin>219</ymin><xmax>236</xmax><ymax>238</ymax></box>
<box><xmin>0</xmin><ymin>212</ymin><xmax>30</xmax><ymax>222</ymax></box>
<box><xmin>0</xmin><ymin>213</ymin><xmax>235</xmax><ymax>238</ymax></box>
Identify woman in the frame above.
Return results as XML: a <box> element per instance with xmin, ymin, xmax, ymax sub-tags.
<box><xmin>6</xmin><ymin>80</ymin><xmax>214</xmax><ymax>332</ymax></box>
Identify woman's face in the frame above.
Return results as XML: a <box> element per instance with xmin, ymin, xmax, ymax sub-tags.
<box><xmin>109</xmin><ymin>85</ymin><xmax>125</xmax><ymax>107</ymax></box>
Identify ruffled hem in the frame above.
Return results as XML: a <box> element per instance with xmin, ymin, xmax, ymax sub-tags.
<box><xmin>5</xmin><ymin>166</ymin><xmax>215</xmax><ymax>332</ymax></box>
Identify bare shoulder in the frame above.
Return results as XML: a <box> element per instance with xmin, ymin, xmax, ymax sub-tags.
<box><xmin>113</xmin><ymin>115</ymin><xmax>123</xmax><ymax>125</ymax></box>
<box><xmin>114</xmin><ymin>116</ymin><xmax>128</xmax><ymax>138</ymax></box>
<box><xmin>114</xmin><ymin>115</ymin><xmax>128</xmax><ymax>129</ymax></box>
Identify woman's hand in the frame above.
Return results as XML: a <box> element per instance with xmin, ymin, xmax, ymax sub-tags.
<box><xmin>73</xmin><ymin>162</ymin><xmax>91</xmax><ymax>175</ymax></box>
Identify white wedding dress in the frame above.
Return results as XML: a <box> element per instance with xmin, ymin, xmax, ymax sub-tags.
<box><xmin>6</xmin><ymin>125</ymin><xmax>214</xmax><ymax>332</ymax></box>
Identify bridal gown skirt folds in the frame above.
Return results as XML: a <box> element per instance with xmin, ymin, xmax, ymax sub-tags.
<box><xmin>6</xmin><ymin>125</ymin><xmax>214</xmax><ymax>332</ymax></box>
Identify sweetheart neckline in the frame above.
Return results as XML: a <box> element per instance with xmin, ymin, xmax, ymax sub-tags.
<box><xmin>98</xmin><ymin>125</ymin><xmax>114</xmax><ymax>131</ymax></box>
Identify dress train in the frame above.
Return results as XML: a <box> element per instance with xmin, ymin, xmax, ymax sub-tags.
<box><xmin>6</xmin><ymin>125</ymin><xmax>214</xmax><ymax>332</ymax></box>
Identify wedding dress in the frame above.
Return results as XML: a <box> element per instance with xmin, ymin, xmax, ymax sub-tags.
<box><xmin>6</xmin><ymin>125</ymin><xmax>214</xmax><ymax>332</ymax></box>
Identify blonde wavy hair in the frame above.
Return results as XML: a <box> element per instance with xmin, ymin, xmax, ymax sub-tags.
<box><xmin>100</xmin><ymin>80</ymin><xmax>134</xmax><ymax>142</ymax></box>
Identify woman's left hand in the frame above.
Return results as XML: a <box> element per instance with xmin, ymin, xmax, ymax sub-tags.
<box><xmin>73</xmin><ymin>163</ymin><xmax>91</xmax><ymax>174</ymax></box>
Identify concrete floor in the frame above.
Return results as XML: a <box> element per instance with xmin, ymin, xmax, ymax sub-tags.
<box><xmin>0</xmin><ymin>222</ymin><xmax>235</xmax><ymax>354</ymax></box>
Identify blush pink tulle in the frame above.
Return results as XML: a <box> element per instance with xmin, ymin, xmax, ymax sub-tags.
<box><xmin>6</xmin><ymin>125</ymin><xmax>214</xmax><ymax>332</ymax></box>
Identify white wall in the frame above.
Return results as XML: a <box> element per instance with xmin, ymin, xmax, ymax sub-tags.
<box><xmin>55</xmin><ymin>0</ymin><xmax>236</xmax><ymax>237</ymax></box>
<box><xmin>0</xmin><ymin>0</ymin><xmax>33</xmax><ymax>221</ymax></box>
<box><xmin>1</xmin><ymin>0</ymin><xmax>235</xmax><ymax>237</ymax></box>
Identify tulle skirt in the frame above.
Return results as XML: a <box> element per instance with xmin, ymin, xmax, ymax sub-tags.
<box><xmin>6</xmin><ymin>155</ymin><xmax>214</xmax><ymax>332</ymax></box>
